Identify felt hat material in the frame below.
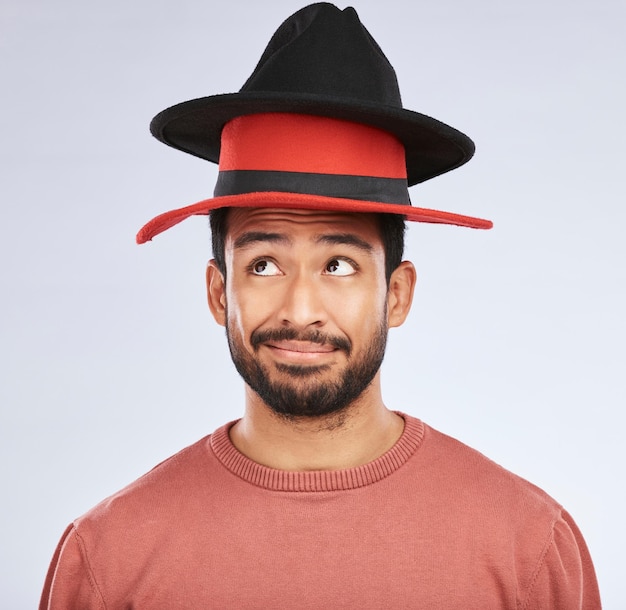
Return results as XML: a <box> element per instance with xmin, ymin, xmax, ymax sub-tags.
<box><xmin>137</xmin><ymin>3</ymin><xmax>492</xmax><ymax>244</ymax></box>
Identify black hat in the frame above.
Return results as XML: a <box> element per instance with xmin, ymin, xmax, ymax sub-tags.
<box><xmin>137</xmin><ymin>3</ymin><xmax>491</xmax><ymax>243</ymax></box>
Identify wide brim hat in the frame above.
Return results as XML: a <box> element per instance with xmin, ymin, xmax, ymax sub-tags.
<box><xmin>137</xmin><ymin>3</ymin><xmax>492</xmax><ymax>244</ymax></box>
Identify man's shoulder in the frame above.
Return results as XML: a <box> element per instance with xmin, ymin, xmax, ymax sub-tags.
<box><xmin>74</xmin><ymin>429</ymin><xmax>220</xmax><ymax>534</ymax></box>
<box><xmin>418</xmin><ymin>421</ymin><xmax>564</xmax><ymax>519</ymax></box>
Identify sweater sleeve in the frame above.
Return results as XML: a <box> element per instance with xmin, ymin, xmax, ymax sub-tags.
<box><xmin>39</xmin><ymin>524</ymin><xmax>106</xmax><ymax>610</ymax></box>
<box><xmin>522</xmin><ymin>510</ymin><xmax>601</xmax><ymax>610</ymax></box>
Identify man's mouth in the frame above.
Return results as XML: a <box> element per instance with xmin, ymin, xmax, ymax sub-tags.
<box><xmin>264</xmin><ymin>340</ymin><xmax>338</xmax><ymax>363</ymax></box>
<box><xmin>265</xmin><ymin>340</ymin><xmax>337</xmax><ymax>354</ymax></box>
<box><xmin>251</xmin><ymin>328</ymin><xmax>351</xmax><ymax>356</ymax></box>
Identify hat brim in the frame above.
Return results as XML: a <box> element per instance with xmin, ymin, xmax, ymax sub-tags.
<box><xmin>150</xmin><ymin>92</ymin><xmax>475</xmax><ymax>187</ymax></box>
<box><xmin>136</xmin><ymin>191</ymin><xmax>492</xmax><ymax>244</ymax></box>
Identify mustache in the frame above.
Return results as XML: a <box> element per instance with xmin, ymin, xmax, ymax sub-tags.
<box><xmin>250</xmin><ymin>327</ymin><xmax>352</xmax><ymax>355</ymax></box>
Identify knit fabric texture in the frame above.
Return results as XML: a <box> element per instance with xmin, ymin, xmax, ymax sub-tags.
<box><xmin>40</xmin><ymin>414</ymin><xmax>601</xmax><ymax>609</ymax></box>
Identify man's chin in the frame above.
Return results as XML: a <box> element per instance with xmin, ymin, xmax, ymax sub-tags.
<box><xmin>261</xmin><ymin>391</ymin><xmax>353</xmax><ymax>421</ymax></box>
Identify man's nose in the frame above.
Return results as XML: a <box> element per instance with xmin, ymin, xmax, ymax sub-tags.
<box><xmin>278</xmin><ymin>273</ymin><xmax>328</xmax><ymax>329</ymax></box>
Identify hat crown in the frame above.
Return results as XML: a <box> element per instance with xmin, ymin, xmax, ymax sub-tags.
<box><xmin>240</xmin><ymin>3</ymin><xmax>402</xmax><ymax>108</ymax></box>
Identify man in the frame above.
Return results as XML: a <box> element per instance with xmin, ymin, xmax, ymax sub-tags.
<box><xmin>40</xmin><ymin>3</ymin><xmax>601</xmax><ymax>608</ymax></box>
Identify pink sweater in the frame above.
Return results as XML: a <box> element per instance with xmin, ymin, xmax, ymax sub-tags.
<box><xmin>40</xmin><ymin>414</ymin><xmax>600</xmax><ymax>609</ymax></box>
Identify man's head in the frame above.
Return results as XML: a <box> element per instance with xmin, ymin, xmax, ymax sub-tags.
<box><xmin>206</xmin><ymin>207</ymin><xmax>416</xmax><ymax>419</ymax></box>
<box><xmin>137</xmin><ymin>2</ymin><xmax>489</xmax><ymax>419</ymax></box>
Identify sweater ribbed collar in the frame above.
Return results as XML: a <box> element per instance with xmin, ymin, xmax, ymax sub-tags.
<box><xmin>210</xmin><ymin>413</ymin><xmax>424</xmax><ymax>492</ymax></box>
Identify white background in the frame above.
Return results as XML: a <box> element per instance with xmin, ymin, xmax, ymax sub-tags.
<box><xmin>2</xmin><ymin>0</ymin><xmax>624</xmax><ymax>606</ymax></box>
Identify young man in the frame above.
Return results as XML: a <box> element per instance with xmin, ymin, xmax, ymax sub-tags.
<box><xmin>40</xmin><ymin>4</ymin><xmax>601</xmax><ymax>608</ymax></box>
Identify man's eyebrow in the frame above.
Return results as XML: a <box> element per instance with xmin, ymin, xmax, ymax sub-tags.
<box><xmin>233</xmin><ymin>231</ymin><xmax>291</xmax><ymax>250</ymax></box>
<box><xmin>314</xmin><ymin>233</ymin><xmax>374</xmax><ymax>253</ymax></box>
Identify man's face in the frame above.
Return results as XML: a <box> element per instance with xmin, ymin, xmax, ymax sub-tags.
<box><xmin>211</xmin><ymin>208</ymin><xmax>393</xmax><ymax>419</ymax></box>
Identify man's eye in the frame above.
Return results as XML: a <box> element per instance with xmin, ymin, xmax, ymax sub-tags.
<box><xmin>250</xmin><ymin>259</ymin><xmax>281</xmax><ymax>276</ymax></box>
<box><xmin>324</xmin><ymin>258</ymin><xmax>356</xmax><ymax>276</ymax></box>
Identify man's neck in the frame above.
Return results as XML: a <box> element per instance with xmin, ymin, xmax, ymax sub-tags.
<box><xmin>228</xmin><ymin>377</ymin><xmax>404</xmax><ymax>471</ymax></box>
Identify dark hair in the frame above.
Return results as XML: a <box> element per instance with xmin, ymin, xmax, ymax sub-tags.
<box><xmin>209</xmin><ymin>207</ymin><xmax>231</xmax><ymax>277</ymax></box>
<box><xmin>376</xmin><ymin>212</ymin><xmax>406</xmax><ymax>283</ymax></box>
<box><xmin>210</xmin><ymin>208</ymin><xmax>405</xmax><ymax>284</ymax></box>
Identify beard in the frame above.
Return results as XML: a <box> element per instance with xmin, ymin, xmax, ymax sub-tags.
<box><xmin>226</xmin><ymin>315</ymin><xmax>388</xmax><ymax>420</ymax></box>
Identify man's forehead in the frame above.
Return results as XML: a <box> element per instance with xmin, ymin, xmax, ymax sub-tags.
<box><xmin>225</xmin><ymin>208</ymin><xmax>384</xmax><ymax>246</ymax></box>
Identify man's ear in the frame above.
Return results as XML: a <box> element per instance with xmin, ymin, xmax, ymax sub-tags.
<box><xmin>206</xmin><ymin>260</ymin><xmax>227</xmax><ymax>326</ymax></box>
<box><xmin>386</xmin><ymin>261</ymin><xmax>417</xmax><ymax>328</ymax></box>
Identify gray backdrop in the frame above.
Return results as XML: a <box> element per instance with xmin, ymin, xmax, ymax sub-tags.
<box><xmin>2</xmin><ymin>0</ymin><xmax>624</xmax><ymax>606</ymax></box>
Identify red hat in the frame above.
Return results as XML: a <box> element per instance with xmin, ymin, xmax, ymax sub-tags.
<box><xmin>137</xmin><ymin>3</ymin><xmax>492</xmax><ymax>244</ymax></box>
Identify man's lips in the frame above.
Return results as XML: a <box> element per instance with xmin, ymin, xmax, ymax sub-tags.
<box><xmin>265</xmin><ymin>340</ymin><xmax>337</xmax><ymax>354</ymax></box>
<box><xmin>250</xmin><ymin>328</ymin><xmax>352</xmax><ymax>356</ymax></box>
<box><xmin>264</xmin><ymin>340</ymin><xmax>338</xmax><ymax>362</ymax></box>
